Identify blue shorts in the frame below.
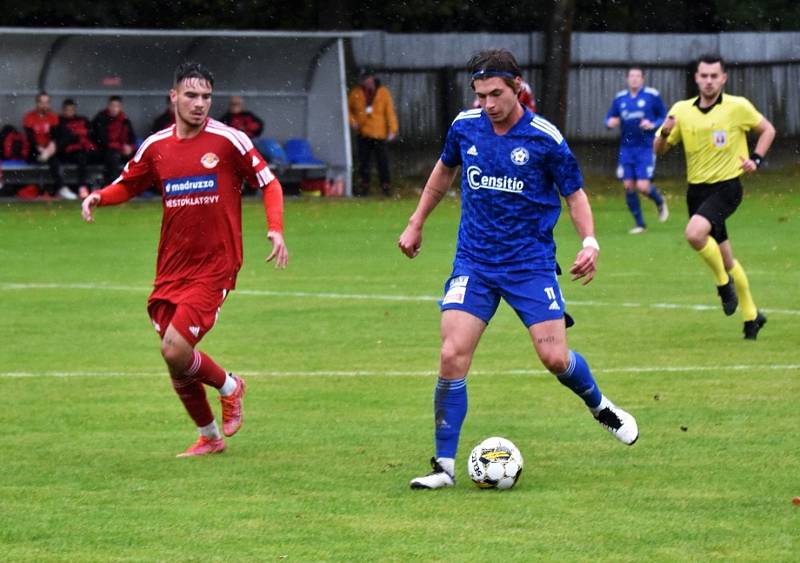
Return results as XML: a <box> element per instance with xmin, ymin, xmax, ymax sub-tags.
<box><xmin>440</xmin><ymin>266</ymin><xmax>566</xmax><ymax>328</ymax></box>
<box><xmin>616</xmin><ymin>147</ymin><xmax>655</xmax><ymax>181</ymax></box>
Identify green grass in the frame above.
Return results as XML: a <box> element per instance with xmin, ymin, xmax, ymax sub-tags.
<box><xmin>1</xmin><ymin>172</ymin><xmax>798</xmax><ymax>561</ymax></box>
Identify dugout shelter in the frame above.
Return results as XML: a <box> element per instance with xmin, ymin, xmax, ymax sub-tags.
<box><xmin>0</xmin><ymin>28</ymin><xmax>358</xmax><ymax>195</ymax></box>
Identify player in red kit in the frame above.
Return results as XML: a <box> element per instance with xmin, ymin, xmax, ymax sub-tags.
<box><xmin>81</xmin><ymin>62</ymin><xmax>288</xmax><ymax>457</ymax></box>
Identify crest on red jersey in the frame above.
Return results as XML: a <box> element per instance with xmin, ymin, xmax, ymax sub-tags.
<box><xmin>201</xmin><ymin>152</ymin><xmax>220</xmax><ymax>169</ymax></box>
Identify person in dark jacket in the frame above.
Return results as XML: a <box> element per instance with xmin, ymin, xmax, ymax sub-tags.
<box><xmin>151</xmin><ymin>96</ymin><xmax>175</xmax><ymax>134</ymax></box>
<box><xmin>219</xmin><ymin>96</ymin><xmax>263</xmax><ymax>139</ymax></box>
<box><xmin>51</xmin><ymin>99</ymin><xmax>101</xmax><ymax>199</ymax></box>
<box><xmin>92</xmin><ymin>95</ymin><xmax>136</xmax><ymax>184</ymax></box>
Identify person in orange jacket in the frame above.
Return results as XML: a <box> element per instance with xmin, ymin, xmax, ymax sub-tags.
<box><xmin>348</xmin><ymin>69</ymin><xmax>398</xmax><ymax>196</ymax></box>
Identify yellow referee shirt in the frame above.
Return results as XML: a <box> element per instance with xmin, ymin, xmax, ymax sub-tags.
<box><xmin>658</xmin><ymin>93</ymin><xmax>763</xmax><ymax>184</ymax></box>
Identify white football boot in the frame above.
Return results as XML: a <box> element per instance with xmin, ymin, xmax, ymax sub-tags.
<box><xmin>657</xmin><ymin>200</ymin><xmax>669</xmax><ymax>222</ymax></box>
<box><xmin>409</xmin><ymin>457</ymin><xmax>455</xmax><ymax>489</ymax></box>
<box><xmin>592</xmin><ymin>396</ymin><xmax>639</xmax><ymax>445</ymax></box>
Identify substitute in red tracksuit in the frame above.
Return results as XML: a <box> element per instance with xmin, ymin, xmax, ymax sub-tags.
<box><xmin>82</xmin><ymin>62</ymin><xmax>289</xmax><ymax>458</ymax></box>
<box><xmin>219</xmin><ymin>95</ymin><xmax>264</xmax><ymax>139</ymax></box>
<box><xmin>92</xmin><ymin>96</ymin><xmax>137</xmax><ymax>184</ymax></box>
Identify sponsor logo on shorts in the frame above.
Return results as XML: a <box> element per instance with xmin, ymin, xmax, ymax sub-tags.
<box><xmin>201</xmin><ymin>152</ymin><xmax>219</xmax><ymax>169</ymax></box>
<box><xmin>189</xmin><ymin>326</ymin><xmax>201</xmax><ymax>337</ymax></box>
<box><xmin>443</xmin><ymin>275</ymin><xmax>469</xmax><ymax>305</ymax></box>
<box><xmin>466</xmin><ymin>166</ymin><xmax>524</xmax><ymax>193</ymax></box>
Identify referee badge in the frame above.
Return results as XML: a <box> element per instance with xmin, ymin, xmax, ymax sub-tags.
<box><xmin>510</xmin><ymin>147</ymin><xmax>529</xmax><ymax>165</ymax></box>
<box><xmin>712</xmin><ymin>130</ymin><xmax>727</xmax><ymax>148</ymax></box>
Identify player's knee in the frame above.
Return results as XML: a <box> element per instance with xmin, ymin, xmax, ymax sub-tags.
<box><xmin>684</xmin><ymin>229</ymin><xmax>708</xmax><ymax>248</ymax></box>
<box><xmin>684</xmin><ymin>225</ymin><xmax>705</xmax><ymax>248</ymax></box>
<box><xmin>541</xmin><ymin>351</ymin><xmax>569</xmax><ymax>375</ymax></box>
<box><xmin>160</xmin><ymin>340</ymin><xmax>190</xmax><ymax>372</ymax></box>
<box><xmin>440</xmin><ymin>340</ymin><xmax>469</xmax><ymax>376</ymax></box>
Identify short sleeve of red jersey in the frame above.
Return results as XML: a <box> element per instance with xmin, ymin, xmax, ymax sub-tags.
<box><xmin>224</xmin><ymin>128</ymin><xmax>284</xmax><ymax>233</ymax></box>
<box><xmin>97</xmin><ymin>142</ymin><xmax>156</xmax><ymax>205</ymax></box>
<box><xmin>225</xmin><ymin>129</ymin><xmax>275</xmax><ymax>190</ymax></box>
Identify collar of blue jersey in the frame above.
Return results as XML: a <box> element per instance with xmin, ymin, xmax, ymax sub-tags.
<box><xmin>693</xmin><ymin>92</ymin><xmax>724</xmax><ymax>113</ymax></box>
<box><xmin>471</xmin><ymin>69</ymin><xmax>517</xmax><ymax>83</ymax></box>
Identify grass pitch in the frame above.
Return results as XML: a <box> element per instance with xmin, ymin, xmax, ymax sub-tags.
<box><xmin>1</xmin><ymin>172</ymin><xmax>798</xmax><ymax>561</ymax></box>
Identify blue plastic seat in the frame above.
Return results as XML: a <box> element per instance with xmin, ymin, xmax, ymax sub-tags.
<box><xmin>254</xmin><ymin>138</ymin><xmax>289</xmax><ymax>167</ymax></box>
<box><xmin>283</xmin><ymin>138</ymin><xmax>324</xmax><ymax>165</ymax></box>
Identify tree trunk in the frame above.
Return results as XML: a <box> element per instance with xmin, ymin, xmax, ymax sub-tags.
<box><xmin>541</xmin><ymin>0</ymin><xmax>575</xmax><ymax>131</ymax></box>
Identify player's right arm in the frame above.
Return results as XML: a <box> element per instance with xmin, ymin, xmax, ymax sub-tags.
<box><xmin>81</xmin><ymin>146</ymin><xmax>155</xmax><ymax>222</ymax></box>
<box><xmin>605</xmin><ymin>97</ymin><xmax>620</xmax><ymax>129</ymax></box>
<box><xmin>398</xmin><ymin>159</ymin><xmax>457</xmax><ymax>258</ymax></box>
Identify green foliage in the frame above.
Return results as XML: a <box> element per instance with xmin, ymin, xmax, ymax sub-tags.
<box><xmin>0</xmin><ymin>178</ymin><xmax>798</xmax><ymax>560</ymax></box>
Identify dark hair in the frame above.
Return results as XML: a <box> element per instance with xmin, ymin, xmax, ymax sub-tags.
<box><xmin>62</xmin><ymin>98</ymin><xmax>76</xmax><ymax>107</ymax></box>
<box><xmin>628</xmin><ymin>66</ymin><xmax>645</xmax><ymax>76</ymax></box>
<box><xmin>174</xmin><ymin>61</ymin><xmax>215</xmax><ymax>87</ymax></box>
<box><xmin>36</xmin><ymin>91</ymin><xmax>49</xmax><ymax>101</ymax></box>
<box><xmin>697</xmin><ymin>54</ymin><xmax>725</xmax><ymax>72</ymax></box>
<box><xmin>467</xmin><ymin>48</ymin><xmax>522</xmax><ymax>90</ymax></box>
<box><xmin>108</xmin><ymin>95</ymin><xmax>123</xmax><ymax>103</ymax></box>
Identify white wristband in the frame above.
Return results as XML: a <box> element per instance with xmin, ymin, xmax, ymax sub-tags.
<box><xmin>582</xmin><ymin>236</ymin><xmax>599</xmax><ymax>251</ymax></box>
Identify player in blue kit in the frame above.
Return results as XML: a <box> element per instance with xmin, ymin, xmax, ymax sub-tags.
<box><xmin>399</xmin><ymin>49</ymin><xmax>639</xmax><ymax>490</ymax></box>
<box><xmin>605</xmin><ymin>67</ymin><xmax>669</xmax><ymax>233</ymax></box>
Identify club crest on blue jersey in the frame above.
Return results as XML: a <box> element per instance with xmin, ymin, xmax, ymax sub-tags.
<box><xmin>163</xmin><ymin>174</ymin><xmax>219</xmax><ymax>198</ymax></box>
<box><xmin>510</xmin><ymin>147</ymin><xmax>529</xmax><ymax>166</ymax></box>
<box><xmin>466</xmin><ymin>166</ymin><xmax>524</xmax><ymax>193</ymax></box>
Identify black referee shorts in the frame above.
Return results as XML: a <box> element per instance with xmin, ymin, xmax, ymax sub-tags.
<box><xmin>686</xmin><ymin>177</ymin><xmax>744</xmax><ymax>243</ymax></box>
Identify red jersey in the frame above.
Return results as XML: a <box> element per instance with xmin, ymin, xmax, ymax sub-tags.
<box><xmin>519</xmin><ymin>82</ymin><xmax>537</xmax><ymax>113</ymax></box>
<box><xmin>22</xmin><ymin>110</ymin><xmax>59</xmax><ymax>147</ymax></box>
<box><xmin>98</xmin><ymin>118</ymin><xmax>281</xmax><ymax>295</ymax></box>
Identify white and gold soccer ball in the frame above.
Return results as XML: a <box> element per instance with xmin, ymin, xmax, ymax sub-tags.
<box><xmin>467</xmin><ymin>436</ymin><xmax>524</xmax><ymax>490</ymax></box>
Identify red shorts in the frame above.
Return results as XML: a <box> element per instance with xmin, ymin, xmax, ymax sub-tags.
<box><xmin>147</xmin><ymin>283</ymin><xmax>229</xmax><ymax>347</ymax></box>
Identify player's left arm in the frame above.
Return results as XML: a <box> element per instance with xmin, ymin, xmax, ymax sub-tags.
<box><xmin>236</xmin><ymin>138</ymin><xmax>288</xmax><ymax>268</ymax></box>
<box><xmin>741</xmin><ymin>117</ymin><xmax>776</xmax><ymax>173</ymax></box>
<box><xmin>548</xmin><ymin>138</ymin><xmax>598</xmax><ymax>285</ymax></box>
<box><xmin>262</xmin><ymin>178</ymin><xmax>288</xmax><ymax>268</ymax></box>
<box><xmin>564</xmin><ymin>189</ymin><xmax>599</xmax><ymax>286</ymax></box>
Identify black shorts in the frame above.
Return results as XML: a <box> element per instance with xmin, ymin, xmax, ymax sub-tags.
<box><xmin>686</xmin><ymin>177</ymin><xmax>743</xmax><ymax>243</ymax></box>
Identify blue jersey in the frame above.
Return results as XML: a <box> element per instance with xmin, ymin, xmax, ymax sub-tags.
<box><xmin>440</xmin><ymin>108</ymin><xmax>583</xmax><ymax>271</ymax></box>
<box><xmin>605</xmin><ymin>87</ymin><xmax>667</xmax><ymax>150</ymax></box>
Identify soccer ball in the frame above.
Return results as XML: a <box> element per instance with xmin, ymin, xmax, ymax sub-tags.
<box><xmin>467</xmin><ymin>436</ymin><xmax>524</xmax><ymax>490</ymax></box>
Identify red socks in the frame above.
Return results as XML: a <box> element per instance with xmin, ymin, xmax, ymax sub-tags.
<box><xmin>171</xmin><ymin>375</ymin><xmax>214</xmax><ymax>427</ymax></box>
<box><xmin>170</xmin><ymin>350</ymin><xmax>228</xmax><ymax>427</ymax></box>
<box><xmin>184</xmin><ymin>350</ymin><xmax>227</xmax><ymax>389</ymax></box>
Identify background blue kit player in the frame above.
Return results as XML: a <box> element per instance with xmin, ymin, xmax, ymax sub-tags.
<box><xmin>398</xmin><ymin>48</ymin><xmax>639</xmax><ymax>490</ymax></box>
<box><xmin>606</xmin><ymin>67</ymin><xmax>669</xmax><ymax>233</ymax></box>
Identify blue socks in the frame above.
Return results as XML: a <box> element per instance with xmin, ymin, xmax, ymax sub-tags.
<box><xmin>556</xmin><ymin>350</ymin><xmax>602</xmax><ymax>409</ymax></box>
<box><xmin>647</xmin><ymin>184</ymin><xmax>665</xmax><ymax>206</ymax></box>
<box><xmin>625</xmin><ymin>190</ymin><xmax>645</xmax><ymax>228</ymax></box>
<box><xmin>434</xmin><ymin>376</ymin><xmax>467</xmax><ymax>459</ymax></box>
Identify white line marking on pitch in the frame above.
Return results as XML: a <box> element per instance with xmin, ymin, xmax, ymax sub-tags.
<box><xmin>1</xmin><ymin>282</ymin><xmax>798</xmax><ymax>316</ymax></box>
<box><xmin>2</xmin><ymin>364</ymin><xmax>799</xmax><ymax>378</ymax></box>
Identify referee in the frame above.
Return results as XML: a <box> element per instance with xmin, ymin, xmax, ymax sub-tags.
<box><xmin>655</xmin><ymin>54</ymin><xmax>775</xmax><ymax>339</ymax></box>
